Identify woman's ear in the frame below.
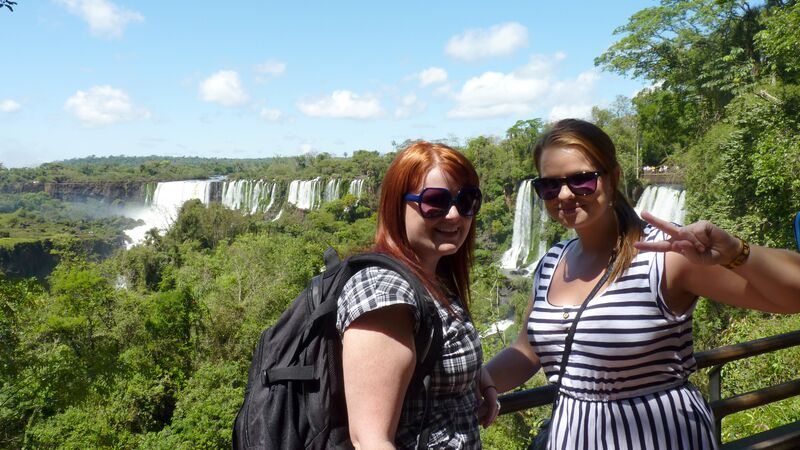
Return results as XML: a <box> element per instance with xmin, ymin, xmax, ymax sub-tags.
<box><xmin>611</xmin><ymin>166</ymin><xmax>621</xmax><ymax>191</ymax></box>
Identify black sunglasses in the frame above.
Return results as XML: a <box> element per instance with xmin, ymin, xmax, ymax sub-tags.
<box><xmin>404</xmin><ymin>186</ymin><xmax>482</xmax><ymax>219</ymax></box>
<box><xmin>532</xmin><ymin>171</ymin><xmax>604</xmax><ymax>200</ymax></box>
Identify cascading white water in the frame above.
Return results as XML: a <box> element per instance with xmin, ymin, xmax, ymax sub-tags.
<box><xmin>264</xmin><ymin>182</ymin><xmax>277</xmax><ymax>212</ymax></box>
<box><xmin>287</xmin><ymin>178</ymin><xmax>323</xmax><ymax>210</ymax></box>
<box><xmin>324</xmin><ymin>179</ymin><xmax>341</xmax><ymax>203</ymax></box>
<box><xmin>124</xmin><ymin>180</ymin><xmax>214</xmax><ymax>247</ymax></box>
<box><xmin>348</xmin><ymin>179</ymin><xmax>364</xmax><ymax>199</ymax></box>
<box><xmin>500</xmin><ymin>180</ymin><xmax>550</xmax><ymax>272</ymax></box>
<box><xmin>220</xmin><ymin>179</ymin><xmax>276</xmax><ymax>214</ymax></box>
<box><xmin>123</xmin><ymin>176</ymin><xmax>367</xmax><ymax>246</ymax></box>
<box><xmin>501</xmin><ymin>180</ymin><xmax>534</xmax><ymax>269</ymax></box>
<box><xmin>635</xmin><ymin>184</ymin><xmax>686</xmax><ymax>225</ymax></box>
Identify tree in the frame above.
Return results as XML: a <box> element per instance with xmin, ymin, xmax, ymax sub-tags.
<box><xmin>754</xmin><ymin>2</ymin><xmax>800</xmax><ymax>83</ymax></box>
<box><xmin>596</xmin><ymin>0</ymin><xmax>772</xmax><ymax>123</ymax></box>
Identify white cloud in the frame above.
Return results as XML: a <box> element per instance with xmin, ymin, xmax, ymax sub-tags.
<box><xmin>0</xmin><ymin>100</ymin><xmax>21</xmax><ymax>113</ymax></box>
<box><xmin>260</xmin><ymin>108</ymin><xmax>283</xmax><ymax>121</ymax></box>
<box><xmin>548</xmin><ymin>104</ymin><xmax>593</xmax><ymax>121</ymax></box>
<box><xmin>448</xmin><ymin>70</ymin><xmax>548</xmax><ymax>119</ymax></box>
<box><xmin>300</xmin><ymin>143</ymin><xmax>315</xmax><ymax>154</ymax></box>
<box><xmin>64</xmin><ymin>85</ymin><xmax>150</xmax><ymax>126</ymax></box>
<box><xmin>297</xmin><ymin>90</ymin><xmax>382</xmax><ymax>119</ymax></box>
<box><xmin>547</xmin><ymin>69</ymin><xmax>599</xmax><ymax>120</ymax></box>
<box><xmin>417</xmin><ymin>67</ymin><xmax>448</xmax><ymax>87</ymax></box>
<box><xmin>55</xmin><ymin>0</ymin><xmax>143</xmax><ymax>39</ymax></box>
<box><xmin>433</xmin><ymin>83</ymin><xmax>453</xmax><ymax>97</ymax></box>
<box><xmin>395</xmin><ymin>94</ymin><xmax>426</xmax><ymax>119</ymax></box>
<box><xmin>199</xmin><ymin>70</ymin><xmax>249</xmax><ymax>106</ymax></box>
<box><xmin>448</xmin><ymin>54</ymin><xmax>600</xmax><ymax>119</ymax></box>
<box><xmin>445</xmin><ymin>22</ymin><xmax>528</xmax><ymax>62</ymax></box>
<box><xmin>254</xmin><ymin>60</ymin><xmax>286</xmax><ymax>77</ymax></box>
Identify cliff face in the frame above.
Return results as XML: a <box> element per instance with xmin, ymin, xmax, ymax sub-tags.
<box><xmin>0</xmin><ymin>237</ymin><xmax>123</xmax><ymax>279</ymax></box>
<box><xmin>43</xmin><ymin>181</ymin><xmax>149</xmax><ymax>203</ymax></box>
<box><xmin>0</xmin><ymin>182</ymin><xmax>46</xmax><ymax>194</ymax></box>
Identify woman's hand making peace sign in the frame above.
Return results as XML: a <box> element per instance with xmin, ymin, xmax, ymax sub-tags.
<box><xmin>634</xmin><ymin>211</ymin><xmax>744</xmax><ymax>267</ymax></box>
<box><xmin>634</xmin><ymin>211</ymin><xmax>800</xmax><ymax>315</ymax></box>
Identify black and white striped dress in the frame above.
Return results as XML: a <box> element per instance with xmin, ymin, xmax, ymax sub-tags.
<box><xmin>528</xmin><ymin>225</ymin><xmax>718</xmax><ymax>450</ymax></box>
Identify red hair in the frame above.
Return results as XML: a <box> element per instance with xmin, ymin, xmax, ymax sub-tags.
<box><xmin>373</xmin><ymin>141</ymin><xmax>479</xmax><ymax>313</ymax></box>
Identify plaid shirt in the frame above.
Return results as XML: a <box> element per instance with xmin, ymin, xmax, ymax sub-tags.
<box><xmin>337</xmin><ymin>267</ymin><xmax>482</xmax><ymax>449</ymax></box>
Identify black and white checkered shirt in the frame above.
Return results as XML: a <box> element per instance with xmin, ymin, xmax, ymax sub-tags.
<box><xmin>337</xmin><ymin>267</ymin><xmax>483</xmax><ymax>449</ymax></box>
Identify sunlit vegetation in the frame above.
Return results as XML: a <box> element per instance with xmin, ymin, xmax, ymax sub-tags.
<box><xmin>1</xmin><ymin>1</ymin><xmax>799</xmax><ymax>448</ymax></box>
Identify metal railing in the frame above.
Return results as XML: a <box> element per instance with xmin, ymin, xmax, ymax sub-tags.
<box><xmin>497</xmin><ymin>330</ymin><xmax>800</xmax><ymax>447</ymax></box>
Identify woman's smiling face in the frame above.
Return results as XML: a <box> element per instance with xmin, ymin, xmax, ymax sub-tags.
<box><xmin>537</xmin><ymin>145</ymin><xmax>615</xmax><ymax>230</ymax></box>
<box><xmin>404</xmin><ymin>166</ymin><xmax>473</xmax><ymax>274</ymax></box>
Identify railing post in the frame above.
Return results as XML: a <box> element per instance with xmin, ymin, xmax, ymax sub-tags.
<box><xmin>709</xmin><ymin>364</ymin><xmax>723</xmax><ymax>445</ymax></box>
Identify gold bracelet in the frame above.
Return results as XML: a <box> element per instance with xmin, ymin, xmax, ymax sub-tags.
<box><xmin>722</xmin><ymin>236</ymin><xmax>750</xmax><ymax>269</ymax></box>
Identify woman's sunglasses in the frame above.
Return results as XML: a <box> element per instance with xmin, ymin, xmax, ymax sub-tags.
<box><xmin>532</xmin><ymin>171</ymin><xmax>604</xmax><ymax>201</ymax></box>
<box><xmin>404</xmin><ymin>186</ymin><xmax>482</xmax><ymax>219</ymax></box>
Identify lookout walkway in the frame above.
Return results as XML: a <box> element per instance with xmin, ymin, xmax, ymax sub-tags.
<box><xmin>497</xmin><ymin>330</ymin><xmax>800</xmax><ymax>449</ymax></box>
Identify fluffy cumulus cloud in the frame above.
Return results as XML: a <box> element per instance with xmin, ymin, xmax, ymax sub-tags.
<box><xmin>260</xmin><ymin>108</ymin><xmax>283</xmax><ymax>121</ymax></box>
<box><xmin>64</xmin><ymin>85</ymin><xmax>150</xmax><ymax>126</ymax></box>
<box><xmin>55</xmin><ymin>0</ymin><xmax>143</xmax><ymax>39</ymax></box>
<box><xmin>394</xmin><ymin>94</ymin><xmax>426</xmax><ymax>119</ymax></box>
<box><xmin>417</xmin><ymin>67</ymin><xmax>448</xmax><ymax>87</ymax></box>
<box><xmin>0</xmin><ymin>99</ymin><xmax>21</xmax><ymax>113</ymax></box>
<box><xmin>254</xmin><ymin>60</ymin><xmax>286</xmax><ymax>77</ymax></box>
<box><xmin>547</xmin><ymin>70</ymin><xmax>599</xmax><ymax>121</ymax></box>
<box><xmin>448</xmin><ymin>53</ymin><xmax>599</xmax><ymax>119</ymax></box>
<box><xmin>199</xmin><ymin>70</ymin><xmax>249</xmax><ymax>106</ymax></box>
<box><xmin>445</xmin><ymin>22</ymin><xmax>528</xmax><ymax>62</ymax></box>
<box><xmin>296</xmin><ymin>90</ymin><xmax>382</xmax><ymax>119</ymax></box>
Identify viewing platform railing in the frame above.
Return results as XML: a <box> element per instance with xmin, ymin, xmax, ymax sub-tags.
<box><xmin>497</xmin><ymin>329</ymin><xmax>800</xmax><ymax>449</ymax></box>
<box><xmin>639</xmin><ymin>171</ymin><xmax>684</xmax><ymax>184</ymax></box>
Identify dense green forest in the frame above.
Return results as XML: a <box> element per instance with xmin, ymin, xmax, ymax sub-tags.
<box><xmin>2</xmin><ymin>0</ymin><xmax>800</xmax><ymax>448</ymax></box>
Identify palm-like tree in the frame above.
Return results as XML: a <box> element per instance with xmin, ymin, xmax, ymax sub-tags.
<box><xmin>1</xmin><ymin>1</ymin><xmax>18</xmax><ymax>12</ymax></box>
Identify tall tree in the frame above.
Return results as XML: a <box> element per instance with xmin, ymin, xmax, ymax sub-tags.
<box><xmin>0</xmin><ymin>1</ymin><xmax>17</xmax><ymax>12</ymax></box>
<box><xmin>596</xmin><ymin>0</ymin><xmax>771</xmax><ymax>123</ymax></box>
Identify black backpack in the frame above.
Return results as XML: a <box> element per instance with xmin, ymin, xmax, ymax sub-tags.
<box><xmin>232</xmin><ymin>248</ymin><xmax>444</xmax><ymax>450</ymax></box>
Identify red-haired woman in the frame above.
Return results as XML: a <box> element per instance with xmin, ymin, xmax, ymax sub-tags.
<box><xmin>484</xmin><ymin>119</ymin><xmax>800</xmax><ymax>449</ymax></box>
<box><xmin>337</xmin><ymin>141</ymin><xmax>498</xmax><ymax>449</ymax></box>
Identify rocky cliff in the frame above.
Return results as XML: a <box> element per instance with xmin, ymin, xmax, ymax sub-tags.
<box><xmin>43</xmin><ymin>181</ymin><xmax>150</xmax><ymax>203</ymax></box>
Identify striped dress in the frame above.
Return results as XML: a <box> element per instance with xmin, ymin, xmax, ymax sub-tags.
<box><xmin>528</xmin><ymin>225</ymin><xmax>718</xmax><ymax>450</ymax></box>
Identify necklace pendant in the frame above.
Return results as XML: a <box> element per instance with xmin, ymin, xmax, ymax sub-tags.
<box><xmin>563</xmin><ymin>311</ymin><xmax>569</xmax><ymax>319</ymax></box>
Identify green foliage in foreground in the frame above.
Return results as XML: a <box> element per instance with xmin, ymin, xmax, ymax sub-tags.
<box><xmin>4</xmin><ymin>0</ymin><xmax>800</xmax><ymax>445</ymax></box>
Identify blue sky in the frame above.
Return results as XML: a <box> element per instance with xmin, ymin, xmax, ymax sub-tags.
<box><xmin>1</xmin><ymin>1</ymin><xmax>655</xmax><ymax>168</ymax></box>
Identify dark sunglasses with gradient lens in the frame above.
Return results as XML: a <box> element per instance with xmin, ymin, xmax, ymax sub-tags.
<box><xmin>404</xmin><ymin>186</ymin><xmax>482</xmax><ymax>219</ymax></box>
<box><xmin>532</xmin><ymin>171</ymin><xmax>604</xmax><ymax>201</ymax></box>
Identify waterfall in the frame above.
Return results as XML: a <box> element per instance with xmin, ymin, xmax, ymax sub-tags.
<box><xmin>324</xmin><ymin>179</ymin><xmax>341</xmax><ymax>203</ymax></box>
<box><xmin>264</xmin><ymin>182</ymin><xmax>277</xmax><ymax>212</ymax></box>
<box><xmin>500</xmin><ymin>180</ymin><xmax>550</xmax><ymax>272</ymax></box>
<box><xmin>348</xmin><ymin>179</ymin><xmax>364</xmax><ymax>199</ymax></box>
<box><xmin>287</xmin><ymin>178</ymin><xmax>323</xmax><ymax>210</ymax></box>
<box><xmin>220</xmin><ymin>179</ymin><xmax>275</xmax><ymax>214</ymax></box>
<box><xmin>635</xmin><ymin>184</ymin><xmax>686</xmax><ymax>225</ymax></box>
<box><xmin>271</xmin><ymin>208</ymin><xmax>284</xmax><ymax>222</ymax></box>
<box><xmin>501</xmin><ymin>180</ymin><xmax>534</xmax><ymax>269</ymax></box>
<box><xmin>123</xmin><ymin>180</ymin><xmax>214</xmax><ymax>246</ymax></box>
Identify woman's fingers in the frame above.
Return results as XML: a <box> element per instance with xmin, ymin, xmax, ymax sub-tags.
<box><xmin>638</xmin><ymin>211</ymin><xmax>708</xmax><ymax>254</ymax></box>
<box><xmin>640</xmin><ymin>211</ymin><xmax>681</xmax><ymax>236</ymax></box>
<box><xmin>634</xmin><ymin>239</ymin><xmax>674</xmax><ymax>252</ymax></box>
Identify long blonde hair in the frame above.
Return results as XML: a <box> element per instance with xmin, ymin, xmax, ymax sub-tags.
<box><xmin>533</xmin><ymin>119</ymin><xmax>645</xmax><ymax>281</ymax></box>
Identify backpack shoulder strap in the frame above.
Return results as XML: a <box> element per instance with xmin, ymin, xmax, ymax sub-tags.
<box><xmin>344</xmin><ymin>253</ymin><xmax>443</xmax><ymax>450</ymax></box>
<box><xmin>343</xmin><ymin>253</ymin><xmax>442</xmax><ymax>367</ymax></box>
